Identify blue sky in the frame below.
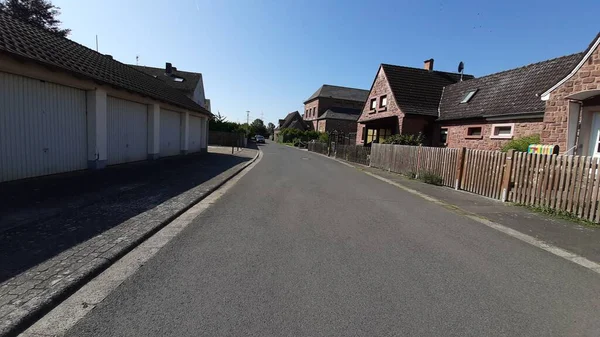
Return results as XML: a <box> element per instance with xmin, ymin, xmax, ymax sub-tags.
<box><xmin>53</xmin><ymin>0</ymin><xmax>599</xmax><ymax>125</ymax></box>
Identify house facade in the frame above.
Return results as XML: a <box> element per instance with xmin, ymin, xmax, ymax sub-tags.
<box><xmin>303</xmin><ymin>85</ymin><xmax>368</xmax><ymax>131</ymax></box>
<box><xmin>0</xmin><ymin>13</ymin><xmax>212</xmax><ymax>183</ymax></box>
<box><xmin>356</xmin><ymin>60</ymin><xmax>470</xmax><ymax>145</ymax></box>
<box><xmin>437</xmin><ymin>53</ymin><xmax>582</xmax><ymax>151</ymax></box>
<box><xmin>540</xmin><ymin>33</ymin><xmax>600</xmax><ymax>157</ymax></box>
<box><xmin>315</xmin><ymin>107</ymin><xmax>361</xmax><ymax>135</ymax></box>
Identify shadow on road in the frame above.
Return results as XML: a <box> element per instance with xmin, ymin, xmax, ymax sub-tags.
<box><xmin>0</xmin><ymin>151</ymin><xmax>252</xmax><ymax>283</ymax></box>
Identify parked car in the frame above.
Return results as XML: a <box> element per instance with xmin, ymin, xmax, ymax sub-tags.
<box><xmin>255</xmin><ymin>135</ymin><xmax>265</xmax><ymax>143</ymax></box>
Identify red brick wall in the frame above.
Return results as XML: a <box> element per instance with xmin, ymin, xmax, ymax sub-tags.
<box><xmin>438</xmin><ymin>119</ymin><xmax>544</xmax><ymax>151</ymax></box>
<box><xmin>304</xmin><ymin>100</ymin><xmax>319</xmax><ymax>122</ymax></box>
<box><xmin>317</xmin><ymin>120</ymin><xmax>326</xmax><ymax>132</ymax></box>
<box><xmin>358</xmin><ymin>66</ymin><xmax>404</xmax><ymax>124</ymax></box>
<box><xmin>356</xmin><ymin>124</ymin><xmax>365</xmax><ymax>144</ymax></box>
<box><xmin>543</xmin><ymin>40</ymin><xmax>600</xmax><ymax>151</ymax></box>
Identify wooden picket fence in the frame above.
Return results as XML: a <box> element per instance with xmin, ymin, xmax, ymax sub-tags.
<box><xmin>309</xmin><ymin>141</ymin><xmax>600</xmax><ymax>222</ymax></box>
<box><xmin>508</xmin><ymin>153</ymin><xmax>600</xmax><ymax>222</ymax></box>
<box><xmin>370</xmin><ymin>144</ymin><xmax>458</xmax><ymax>188</ymax></box>
<box><xmin>460</xmin><ymin>149</ymin><xmax>507</xmax><ymax>199</ymax></box>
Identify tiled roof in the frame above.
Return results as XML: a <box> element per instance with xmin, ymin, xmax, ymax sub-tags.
<box><xmin>0</xmin><ymin>13</ymin><xmax>210</xmax><ymax>116</ymax></box>
<box><xmin>382</xmin><ymin>64</ymin><xmax>473</xmax><ymax>117</ymax></box>
<box><xmin>438</xmin><ymin>53</ymin><xmax>583</xmax><ymax>121</ymax></box>
<box><xmin>130</xmin><ymin>65</ymin><xmax>201</xmax><ymax>95</ymax></box>
<box><xmin>304</xmin><ymin>84</ymin><xmax>369</xmax><ymax>104</ymax></box>
<box><xmin>281</xmin><ymin>111</ymin><xmax>305</xmax><ymax>129</ymax></box>
<box><xmin>317</xmin><ymin>107</ymin><xmax>361</xmax><ymax>121</ymax></box>
<box><xmin>288</xmin><ymin>119</ymin><xmax>308</xmax><ymax>131</ymax></box>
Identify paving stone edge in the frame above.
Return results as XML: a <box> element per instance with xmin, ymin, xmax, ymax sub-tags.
<box><xmin>2</xmin><ymin>150</ymin><xmax>259</xmax><ymax>337</ymax></box>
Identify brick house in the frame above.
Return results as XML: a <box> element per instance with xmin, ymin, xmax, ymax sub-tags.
<box><xmin>539</xmin><ymin>32</ymin><xmax>600</xmax><ymax>157</ymax></box>
<box><xmin>303</xmin><ymin>85</ymin><xmax>368</xmax><ymax>131</ymax></box>
<box><xmin>435</xmin><ymin>32</ymin><xmax>600</xmax><ymax>156</ymax></box>
<box><xmin>356</xmin><ymin>60</ymin><xmax>471</xmax><ymax>145</ymax></box>
<box><xmin>436</xmin><ymin>53</ymin><xmax>582</xmax><ymax>151</ymax></box>
<box><xmin>315</xmin><ymin>107</ymin><xmax>361</xmax><ymax>134</ymax></box>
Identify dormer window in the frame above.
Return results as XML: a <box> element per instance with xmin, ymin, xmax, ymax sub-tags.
<box><xmin>461</xmin><ymin>89</ymin><xmax>477</xmax><ymax>103</ymax></box>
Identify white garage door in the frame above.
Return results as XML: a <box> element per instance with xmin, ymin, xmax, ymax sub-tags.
<box><xmin>189</xmin><ymin>115</ymin><xmax>203</xmax><ymax>153</ymax></box>
<box><xmin>0</xmin><ymin>72</ymin><xmax>87</xmax><ymax>182</ymax></box>
<box><xmin>160</xmin><ymin>109</ymin><xmax>181</xmax><ymax>157</ymax></box>
<box><xmin>107</xmin><ymin>97</ymin><xmax>148</xmax><ymax>165</ymax></box>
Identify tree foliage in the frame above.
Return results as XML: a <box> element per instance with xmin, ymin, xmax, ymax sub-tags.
<box><xmin>501</xmin><ymin>134</ymin><xmax>540</xmax><ymax>152</ymax></box>
<box><xmin>381</xmin><ymin>133</ymin><xmax>425</xmax><ymax>146</ymax></box>
<box><xmin>0</xmin><ymin>0</ymin><xmax>70</xmax><ymax>37</ymax></box>
<box><xmin>250</xmin><ymin>118</ymin><xmax>268</xmax><ymax>137</ymax></box>
<box><xmin>267</xmin><ymin>123</ymin><xmax>275</xmax><ymax>136</ymax></box>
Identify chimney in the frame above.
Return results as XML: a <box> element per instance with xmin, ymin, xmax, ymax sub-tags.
<box><xmin>165</xmin><ymin>62</ymin><xmax>172</xmax><ymax>75</ymax></box>
<box><xmin>172</xmin><ymin>67</ymin><xmax>177</xmax><ymax>71</ymax></box>
<box><xmin>424</xmin><ymin>58</ymin><xmax>434</xmax><ymax>71</ymax></box>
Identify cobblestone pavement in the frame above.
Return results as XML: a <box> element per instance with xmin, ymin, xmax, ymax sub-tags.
<box><xmin>0</xmin><ymin>147</ymin><xmax>258</xmax><ymax>336</ymax></box>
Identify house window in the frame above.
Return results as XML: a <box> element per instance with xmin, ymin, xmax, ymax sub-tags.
<box><xmin>370</xmin><ymin>98</ymin><xmax>377</xmax><ymax>111</ymax></box>
<box><xmin>379</xmin><ymin>129</ymin><xmax>392</xmax><ymax>142</ymax></box>
<box><xmin>440</xmin><ymin>128</ymin><xmax>448</xmax><ymax>144</ymax></box>
<box><xmin>367</xmin><ymin>129</ymin><xmax>377</xmax><ymax>144</ymax></box>
<box><xmin>490</xmin><ymin>123</ymin><xmax>514</xmax><ymax>139</ymax></box>
<box><xmin>461</xmin><ymin>89</ymin><xmax>478</xmax><ymax>103</ymax></box>
<box><xmin>466</xmin><ymin>126</ymin><xmax>483</xmax><ymax>139</ymax></box>
<box><xmin>380</xmin><ymin>95</ymin><xmax>387</xmax><ymax>109</ymax></box>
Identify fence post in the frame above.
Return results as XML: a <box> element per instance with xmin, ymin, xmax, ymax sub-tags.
<box><xmin>500</xmin><ymin>149</ymin><xmax>515</xmax><ymax>202</ymax></box>
<box><xmin>416</xmin><ymin>145</ymin><xmax>423</xmax><ymax>179</ymax></box>
<box><xmin>455</xmin><ymin>147</ymin><xmax>466</xmax><ymax>190</ymax></box>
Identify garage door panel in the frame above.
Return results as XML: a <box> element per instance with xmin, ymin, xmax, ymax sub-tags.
<box><xmin>160</xmin><ymin>109</ymin><xmax>181</xmax><ymax>157</ymax></box>
<box><xmin>0</xmin><ymin>72</ymin><xmax>87</xmax><ymax>182</ymax></box>
<box><xmin>189</xmin><ymin>116</ymin><xmax>203</xmax><ymax>153</ymax></box>
<box><xmin>107</xmin><ymin>97</ymin><xmax>148</xmax><ymax>165</ymax></box>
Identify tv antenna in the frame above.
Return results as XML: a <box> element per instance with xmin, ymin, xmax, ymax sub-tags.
<box><xmin>458</xmin><ymin>61</ymin><xmax>464</xmax><ymax>81</ymax></box>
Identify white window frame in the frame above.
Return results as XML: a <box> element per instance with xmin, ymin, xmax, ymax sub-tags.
<box><xmin>490</xmin><ymin>123</ymin><xmax>515</xmax><ymax>139</ymax></box>
<box><xmin>370</xmin><ymin>98</ymin><xmax>377</xmax><ymax>111</ymax></box>
<box><xmin>380</xmin><ymin>95</ymin><xmax>387</xmax><ymax>108</ymax></box>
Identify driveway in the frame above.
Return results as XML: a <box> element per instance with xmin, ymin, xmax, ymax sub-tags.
<box><xmin>64</xmin><ymin>142</ymin><xmax>600</xmax><ymax>337</ymax></box>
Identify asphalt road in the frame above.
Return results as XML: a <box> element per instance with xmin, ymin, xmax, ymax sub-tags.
<box><xmin>65</xmin><ymin>142</ymin><xmax>600</xmax><ymax>337</ymax></box>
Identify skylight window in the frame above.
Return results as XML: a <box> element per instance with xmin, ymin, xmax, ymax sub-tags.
<box><xmin>173</xmin><ymin>77</ymin><xmax>185</xmax><ymax>82</ymax></box>
<box><xmin>460</xmin><ymin>89</ymin><xmax>478</xmax><ymax>103</ymax></box>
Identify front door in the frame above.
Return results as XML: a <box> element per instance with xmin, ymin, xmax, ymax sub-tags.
<box><xmin>590</xmin><ymin>112</ymin><xmax>600</xmax><ymax>159</ymax></box>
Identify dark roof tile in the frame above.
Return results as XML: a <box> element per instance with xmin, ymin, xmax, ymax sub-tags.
<box><xmin>0</xmin><ymin>13</ymin><xmax>210</xmax><ymax>116</ymax></box>
<box><xmin>382</xmin><ymin>64</ymin><xmax>473</xmax><ymax>116</ymax></box>
<box><xmin>438</xmin><ymin>53</ymin><xmax>583</xmax><ymax>120</ymax></box>
<box><xmin>317</xmin><ymin>107</ymin><xmax>361</xmax><ymax>121</ymax></box>
<box><xmin>130</xmin><ymin>65</ymin><xmax>201</xmax><ymax>95</ymax></box>
<box><xmin>304</xmin><ymin>84</ymin><xmax>369</xmax><ymax>103</ymax></box>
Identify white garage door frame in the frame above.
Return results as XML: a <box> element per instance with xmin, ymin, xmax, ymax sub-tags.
<box><xmin>160</xmin><ymin>108</ymin><xmax>182</xmax><ymax>157</ymax></box>
<box><xmin>0</xmin><ymin>72</ymin><xmax>87</xmax><ymax>182</ymax></box>
<box><xmin>189</xmin><ymin>115</ymin><xmax>203</xmax><ymax>153</ymax></box>
<box><xmin>107</xmin><ymin>96</ymin><xmax>148</xmax><ymax>165</ymax></box>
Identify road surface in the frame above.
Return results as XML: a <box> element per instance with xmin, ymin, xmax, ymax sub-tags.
<box><xmin>65</xmin><ymin>142</ymin><xmax>600</xmax><ymax>337</ymax></box>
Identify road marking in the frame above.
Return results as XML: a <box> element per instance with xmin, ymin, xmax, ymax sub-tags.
<box><xmin>361</xmin><ymin>169</ymin><xmax>600</xmax><ymax>276</ymax></box>
<box><xmin>19</xmin><ymin>151</ymin><xmax>263</xmax><ymax>337</ymax></box>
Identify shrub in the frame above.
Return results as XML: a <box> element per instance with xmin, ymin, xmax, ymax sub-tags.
<box><xmin>501</xmin><ymin>134</ymin><xmax>540</xmax><ymax>152</ymax></box>
<box><xmin>318</xmin><ymin>132</ymin><xmax>329</xmax><ymax>143</ymax></box>
<box><xmin>419</xmin><ymin>172</ymin><xmax>443</xmax><ymax>186</ymax></box>
<box><xmin>382</xmin><ymin>133</ymin><xmax>425</xmax><ymax>146</ymax></box>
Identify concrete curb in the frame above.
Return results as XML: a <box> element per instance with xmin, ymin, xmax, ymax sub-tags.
<box><xmin>2</xmin><ymin>150</ymin><xmax>260</xmax><ymax>337</ymax></box>
<box><xmin>305</xmin><ymin>149</ymin><xmax>600</xmax><ymax>276</ymax></box>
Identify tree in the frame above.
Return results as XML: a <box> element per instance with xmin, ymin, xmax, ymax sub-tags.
<box><xmin>213</xmin><ymin>111</ymin><xmax>227</xmax><ymax>123</ymax></box>
<box><xmin>267</xmin><ymin>123</ymin><xmax>275</xmax><ymax>136</ymax></box>
<box><xmin>0</xmin><ymin>0</ymin><xmax>70</xmax><ymax>37</ymax></box>
<box><xmin>250</xmin><ymin>118</ymin><xmax>268</xmax><ymax>137</ymax></box>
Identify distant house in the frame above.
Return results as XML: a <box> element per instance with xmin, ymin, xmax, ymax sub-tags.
<box><xmin>437</xmin><ymin>54</ymin><xmax>582</xmax><ymax>151</ymax></box>
<box><xmin>315</xmin><ymin>107</ymin><xmax>362</xmax><ymax>134</ymax></box>
<box><xmin>0</xmin><ymin>13</ymin><xmax>211</xmax><ymax>183</ymax></box>
<box><xmin>131</xmin><ymin>63</ymin><xmax>209</xmax><ymax>110</ymax></box>
<box><xmin>356</xmin><ymin>60</ymin><xmax>471</xmax><ymax>145</ymax></box>
<box><xmin>303</xmin><ymin>84</ymin><xmax>369</xmax><ymax>131</ymax></box>
<box><xmin>274</xmin><ymin>111</ymin><xmax>310</xmax><ymax>140</ymax></box>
